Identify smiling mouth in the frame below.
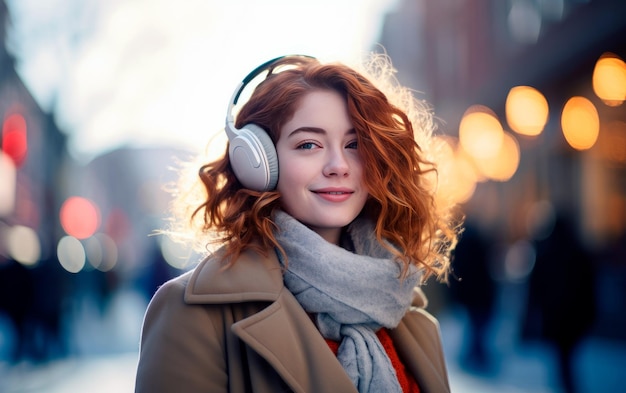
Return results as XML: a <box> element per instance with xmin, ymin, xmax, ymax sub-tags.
<box><xmin>312</xmin><ymin>189</ymin><xmax>354</xmax><ymax>202</ymax></box>
<box><xmin>314</xmin><ymin>191</ymin><xmax>353</xmax><ymax>195</ymax></box>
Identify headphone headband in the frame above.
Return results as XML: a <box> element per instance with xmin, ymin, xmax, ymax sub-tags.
<box><xmin>226</xmin><ymin>55</ymin><xmax>315</xmax><ymax>129</ymax></box>
<box><xmin>232</xmin><ymin>55</ymin><xmax>285</xmax><ymax>106</ymax></box>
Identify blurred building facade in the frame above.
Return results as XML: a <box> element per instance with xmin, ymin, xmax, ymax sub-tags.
<box><xmin>0</xmin><ymin>0</ymin><xmax>74</xmax><ymax>362</ymax></box>
<box><xmin>0</xmin><ymin>1</ymin><xmax>68</xmax><ymax>256</ymax></box>
<box><xmin>378</xmin><ymin>0</ymin><xmax>626</xmax><ymax>341</ymax></box>
<box><xmin>1</xmin><ymin>2</ymin><xmax>191</xmax><ymax>364</ymax></box>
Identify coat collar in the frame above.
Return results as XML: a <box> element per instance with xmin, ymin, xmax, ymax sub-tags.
<box><xmin>184</xmin><ymin>247</ymin><xmax>284</xmax><ymax>304</ymax></box>
<box><xmin>184</xmin><ymin>244</ymin><xmax>430</xmax><ymax>307</ymax></box>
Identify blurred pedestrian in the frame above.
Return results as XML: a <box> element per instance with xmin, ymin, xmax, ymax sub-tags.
<box><xmin>0</xmin><ymin>258</ymin><xmax>33</xmax><ymax>362</ymax></box>
<box><xmin>523</xmin><ymin>212</ymin><xmax>596</xmax><ymax>393</ymax></box>
<box><xmin>449</xmin><ymin>219</ymin><xmax>496</xmax><ymax>373</ymax></box>
<box><xmin>135</xmin><ymin>54</ymin><xmax>460</xmax><ymax>393</ymax></box>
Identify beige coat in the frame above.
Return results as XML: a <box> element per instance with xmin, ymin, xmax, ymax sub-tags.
<box><xmin>135</xmin><ymin>248</ymin><xmax>451</xmax><ymax>393</ymax></box>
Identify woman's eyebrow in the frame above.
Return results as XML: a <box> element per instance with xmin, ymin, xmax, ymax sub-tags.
<box><xmin>286</xmin><ymin>127</ymin><xmax>356</xmax><ymax>138</ymax></box>
<box><xmin>286</xmin><ymin>126</ymin><xmax>326</xmax><ymax>138</ymax></box>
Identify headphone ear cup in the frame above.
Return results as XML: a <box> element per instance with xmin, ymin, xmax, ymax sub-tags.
<box><xmin>227</xmin><ymin>123</ymin><xmax>279</xmax><ymax>191</ymax></box>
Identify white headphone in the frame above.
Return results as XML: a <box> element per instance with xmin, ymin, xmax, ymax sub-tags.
<box><xmin>224</xmin><ymin>55</ymin><xmax>314</xmax><ymax>191</ymax></box>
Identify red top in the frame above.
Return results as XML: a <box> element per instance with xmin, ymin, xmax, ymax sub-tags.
<box><xmin>325</xmin><ymin>328</ymin><xmax>420</xmax><ymax>393</ymax></box>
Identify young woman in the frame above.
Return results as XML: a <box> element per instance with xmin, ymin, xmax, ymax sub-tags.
<box><xmin>135</xmin><ymin>55</ymin><xmax>459</xmax><ymax>393</ymax></box>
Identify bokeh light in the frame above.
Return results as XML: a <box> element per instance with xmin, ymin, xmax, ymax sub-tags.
<box><xmin>459</xmin><ymin>105</ymin><xmax>504</xmax><ymax>160</ymax></box>
<box><xmin>60</xmin><ymin>196</ymin><xmax>101</xmax><ymax>239</ymax></box>
<box><xmin>432</xmin><ymin>136</ymin><xmax>478</xmax><ymax>205</ymax></box>
<box><xmin>506</xmin><ymin>86</ymin><xmax>549</xmax><ymax>136</ymax></box>
<box><xmin>57</xmin><ymin>235</ymin><xmax>86</xmax><ymax>273</ymax></box>
<box><xmin>561</xmin><ymin>96</ymin><xmax>600</xmax><ymax>150</ymax></box>
<box><xmin>0</xmin><ymin>152</ymin><xmax>16</xmax><ymax>216</ymax></box>
<box><xmin>159</xmin><ymin>235</ymin><xmax>194</xmax><ymax>270</ymax></box>
<box><xmin>6</xmin><ymin>225</ymin><xmax>40</xmax><ymax>267</ymax></box>
<box><xmin>592</xmin><ymin>52</ymin><xmax>626</xmax><ymax>107</ymax></box>
<box><xmin>507</xmin><ymin>0</ymin><xmax>541</xmax><ymax>44</ymax></box>
<box><xmin>84</xmin><ymin>233</ymin><xmax>118</xmax><ymax>271</ymax></box>
<box><xmin>471</xmin><ymin>131</ymin><xmax>521</xmax><ymax>182</ymax></box>
<box><xmin>504</xmin><ymin>239</ymin><xmax>536</xmax><ymax>282</ymax></box>
<box><xmin>1</xmin><ymin>112</ymin><xmax>28</xmax><ymax>167</ymax></box>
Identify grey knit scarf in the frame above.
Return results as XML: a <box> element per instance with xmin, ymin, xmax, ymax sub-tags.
<box><xmin>273</xmin><ymin>211</ymin><xmax>420</xmax><ymax>393</ymax></box>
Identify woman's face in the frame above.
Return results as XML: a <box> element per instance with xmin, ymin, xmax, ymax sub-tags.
<box><xmin>276</xmin><ymin>89</ymin><xmax>369</xmax><ymax>244</ymax></box>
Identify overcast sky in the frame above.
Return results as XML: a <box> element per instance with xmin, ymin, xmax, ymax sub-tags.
<box><xmin>5</xmin><ymin>0</ymin><xmax>398</xmax><ymax>162</ymax></box>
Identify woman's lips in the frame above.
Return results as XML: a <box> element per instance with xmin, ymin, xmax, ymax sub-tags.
<box><xmin>312</xmin><ymin>188</ymin><xmax>354</xmax><ymax>202</ymax></box>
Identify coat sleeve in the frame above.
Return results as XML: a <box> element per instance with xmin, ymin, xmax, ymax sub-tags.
<box><xmin>135</xmin><ymin>278</ymin><xmax>228</xmax><ymax>393</ymax></box>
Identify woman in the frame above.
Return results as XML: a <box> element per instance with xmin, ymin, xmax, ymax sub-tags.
<box><xmin>135</xmin><ymin>55</ymin><xmax>459</xmax><ymax>393</ymax></box>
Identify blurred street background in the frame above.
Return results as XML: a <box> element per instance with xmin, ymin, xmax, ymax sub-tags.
<box><xmin>1</xmin><ymin>0</ymin><xmax>625</xmax><ymax>392</ymax></box>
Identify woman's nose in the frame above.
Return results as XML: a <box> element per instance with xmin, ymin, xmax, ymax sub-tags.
<box><xmin>323</xmin><ymin>149</ymin><xmax>350</xmax><ymax>177</ymax></box>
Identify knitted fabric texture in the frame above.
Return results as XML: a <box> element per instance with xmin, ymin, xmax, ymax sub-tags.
<box><xmin>326</xmin><ymin>329</ymin><xmax>421</xmax><ymax>393</ymax></box>
<box><xmin>273</xmin><ymin>211</ymin><xmax>420</xmax><ymax>393</ymax></box>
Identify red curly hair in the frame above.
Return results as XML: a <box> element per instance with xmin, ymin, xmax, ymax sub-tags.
<box><xmin>190</xmin><ymin>56</ymin><xmax>457</xmax><ymax>281</ymax></box>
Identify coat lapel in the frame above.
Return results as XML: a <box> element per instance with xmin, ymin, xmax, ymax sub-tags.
<box><xmin>185</xmin><ymin>248</ymin><xmax>357</xmax><ymax>393</ymax></box>
<box><xmin>231</xmin><ymin>289</ymin><xmax>358</xmax><ymax>393</ymax></box>
<box><xmin>389</xmin><ymin>310</ymin><xmax>451</xmax><ymax>393</ymax></box>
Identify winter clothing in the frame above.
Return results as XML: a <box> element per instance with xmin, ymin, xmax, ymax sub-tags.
<box><xmin>135</xmin><ymin>245</ymin><xmax>450</xmax><ymax>393</ymax></box>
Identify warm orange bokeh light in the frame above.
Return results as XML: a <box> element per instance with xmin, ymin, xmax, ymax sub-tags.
<box><xmin>432</xmin><ymin>136</ymin><xmax>478</xmax><ymax>205</ymax></box>
<box><xmin>592</xmin><ymin>52</ymin><xmax>626</xmax><ymax>107</ymax></box>
<box><xmin>472</xmin><ymin>131</ymin><xmax>520</xmax><ymax>182</ymax></box>
<box><xmin>506</xmin><ymin>86</ymin><xmax>549</xmax><ymax>136</ymax></box>
<box><xmin>561</xmin><ymin>96</ymin><xmax>600</xmax><ymax>150</ymax></box>
<box><xmin>60</xmin><ymin>196</ymin><xmax>101</xmax><ymax>239</ymax></box>
<box><xmin>452</xmin><ymin>152</ymin><xmax>479</xmax><ymax>203</ymax></box>
<box><xmin>459</xmin><ymin>105</ymin><xmax>504</xmax><ymax>159</ymax></box>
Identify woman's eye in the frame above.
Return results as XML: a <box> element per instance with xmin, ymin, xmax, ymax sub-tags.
<box><xmin>346</xmin><ymin>140</ymin><xmax>358</xmax><ymax>149</ymax></box>
<box><xmin>297</xmin><ymin>142</ymin><xmax>317</xmax><ymax>150</ymax></box>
